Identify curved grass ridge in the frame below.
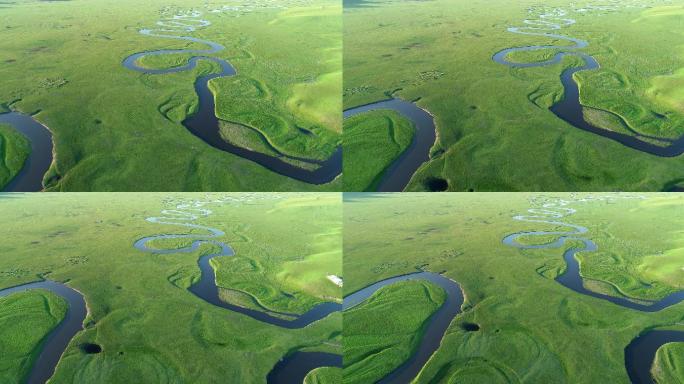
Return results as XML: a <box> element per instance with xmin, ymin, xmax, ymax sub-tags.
<box><xmin>122</xmin><ymin>10</ymin><xmax>342</xmax><ymax>184</ymax></box>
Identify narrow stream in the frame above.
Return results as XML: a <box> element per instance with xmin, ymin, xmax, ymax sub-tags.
<box><xmin>344</xmin><ymin>271</ymin><xmax>465</xmax><ymax>383</ymax></box>
<box><xmin>492</xmin><ymin>7</ymin><xmax>684</xmax><ymax>156</ymax></box>
<box><xmin>503</xmin><ymin>195</ymin><xmax>684</xmax><ymax>383</ymax></box>
<box><xmin>123</xmin><ymin>11</ymin><xmax>341</xmax><ymax>184</ymax></box>
<box><xmin>0</xmin><ymin>112</ymin><xmax>53</xmax><ymax>192</ymax></box>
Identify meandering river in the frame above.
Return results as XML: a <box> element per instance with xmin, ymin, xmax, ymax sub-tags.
<box><xmin>343</xmin><ymin>99</ymin><xmax>437</xmax><ymax>192</ymax></box>
<box><xmin>493</xmin><ymin>8</ymin><xmax>684</xmax><ymax>157</ymax></box>
<box><xmin>123</xmin><ymin>11</ymin><xmax>341</xmax><ymax>184</ymax></box>
<box><xmin>625</xmin><ymin>330</ymin><xmax>684</xmax><ymax>384</ymax></box>
<box><xmin>133</xmin><ymin>196</ymin><xmax>342</xmax><ymax>382</ymax></box>
<box><xmin>0</xmin><ymin>112</ymin><xmax>53</xmax><ymax>192</ymax></box>
<box><xmin>0</xmin><ymin>281</ymin><xmax>87</xmax><ymax>384</ymax></box>
<box><xmin>0</xmin><ymin>196</ymin><xmax>340</xmax><ymax>383</ymax></box>
<box><xmin>1</xmin><ymin>10</ymin><xmax>342</xmax><ymax>191</ymax></box>
<box><xmin>503</xmin><ymin>195</ymin><xmax>684</xmax><ymax>384</ymax></box>
<box><xmin>344</xmin><ymin>271</ymin><xmax>465</xmax><ymax>383</ymax></box>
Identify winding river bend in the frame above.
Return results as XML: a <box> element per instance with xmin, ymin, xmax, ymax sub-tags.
<box><xmin>0</xmin><ymin>112</ymin><xmax>53</xmax><ymax>192</ymax></box>
<box><xmin>493</xmin><ymin>8</ymin><xmax>684</xmax><ymax>157</ymax></box>
<box><xmin>0</xmin><ymin>280</ymin><xmax>87</xmax><ymax>384</ymax></box>
<box><xmin>343</xmin><ymin>99</ymin><xmax>437</xmax><ymax>192</ymax></box>
<box><xmin>267</xmin><ymin>351</ymin><xmax>342</xmax><ymax>383</ymax></box>
<box><xmin>344</xmin><ymin>271</ymin><xmax>465</xmax><ymax>383</ymax></box>
<box><xmin>625</xmin><ymin>330</ymin><xmax>684</xmax><ymax>384</ymax></box>
<box><xmin>123</xmin><ymin>12</ymin><xmax>341</xmax><ymax>184</ymax></box>
<box><xmin>133</xmin><ymin>197</ymin><xmax>341</xmax><ymax>382</ymax></box>
<box><xmin>503</xmin><ymin>195</ymin><xmax>684</xmax><ymax>383</ymax></box>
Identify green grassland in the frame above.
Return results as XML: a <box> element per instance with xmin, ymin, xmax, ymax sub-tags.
<box><xmin>0</xmin><ymin>193</ymin><xmax>341</xmax><ymax>383</ymax></box>
<box><xmin>0</xmin><ymin>124</ymin><xmax>30</xmax><ymax>189</ymax></box>
<box><xmin>576</xmin><ymin>4</ymin><xmax>684</xmax><ymax>140</ymax></box>
<box><xmin>305</xmin><ymin>367</ymin><xmax>342</xmax><ymax>384</ymax></box>
<box><xmin>343</xmin><ymin>110</ymin><xmax>414</xmax><ymax>191</ymax></box>
<box><xmin>654</xmin><ymin>342</ymin><xmax>684</xmax><ymax>384</ymax></box>
<box><xmin>218</xmin><ymin>121</ymin><xmax>279</xmax><ymax>157</ymax></box>
<box><xmin>344</xmin><ymin>0</ymin><xmax>684</xmax><ymax>191</ymax></box>
<box><xmin>343</xmin><ymin>280</ymin><xmax>445</xmax><ymax>384</ymax></box>
<box><xmin>557</xmin><ymin>196</ymin><xmax>684</xmax><ymax>301</ymax></box>
<box><xmin>0</xmin><ymin>290</ymin><xmax>67</xmax><ymax>383</ymax></box>
<box><xmin>0</xmin><ymin>0</ymin><xmax>340</xmax><ymax>191</ymax></box>
<box><xmin>210</xmin><ymin>3</ymin><xmax>342</xmax><ymax>160</ymax></box>
<box><xmin>343</xmin><ymin>193</ymin><xmax>684</xmax><ymax>383</ymax></box>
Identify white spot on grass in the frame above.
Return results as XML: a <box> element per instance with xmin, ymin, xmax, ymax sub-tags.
<box><xmin>327</xmin><ymin>275</ymin><xmax>343</xmax><ymax>287</ymax></box>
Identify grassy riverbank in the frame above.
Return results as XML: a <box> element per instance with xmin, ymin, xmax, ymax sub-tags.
<box><xmin>0</xmin><ymin>193</ymin><xmax>341</xmax><ymax>383</ymax></box>
<box><xmin>654</xmin><ymin>343</ymin><xmax>684</xmax><ymax>383</ymax></box>
<box><xmin>0</xmin><ymin>124</ymin><xmax>30</xmax><ymax>189</ymax></box>
<box><xmin>561</xmin><ymin>196</ymin><xmax>684</xmax><ymax>301</ymax></box>
<box><xmin>343</xmin><ymin>280</ymin><xmax>445</xmax><ymax>384</ymax></box>
<box><xmin>343</xmin><ymin>193</ymin><xmax>684</xmax><ymax>382</ymax></box>
<box><xmin>344</xmin><ymin>0</ymin><xmax>684</xmax><ymax>191</ymax></box>
<box><xmin>0</xmin><ymin>290</ymin><xmax>67</xmax><ymax>383</ymax></box>
<box><xmin>305</xmin><ymin>367</ymin><xmax>342</xmax><ymax>384</ymax></box>
<box><xmin>0</xmin><ymin>0</ymin><xmax>340</xmax><ymax>191</ymax></box>
<box><xmin>343</xmin><ymin>110</ymin><xmax>414</xmax><ymax>191</ymax></box>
